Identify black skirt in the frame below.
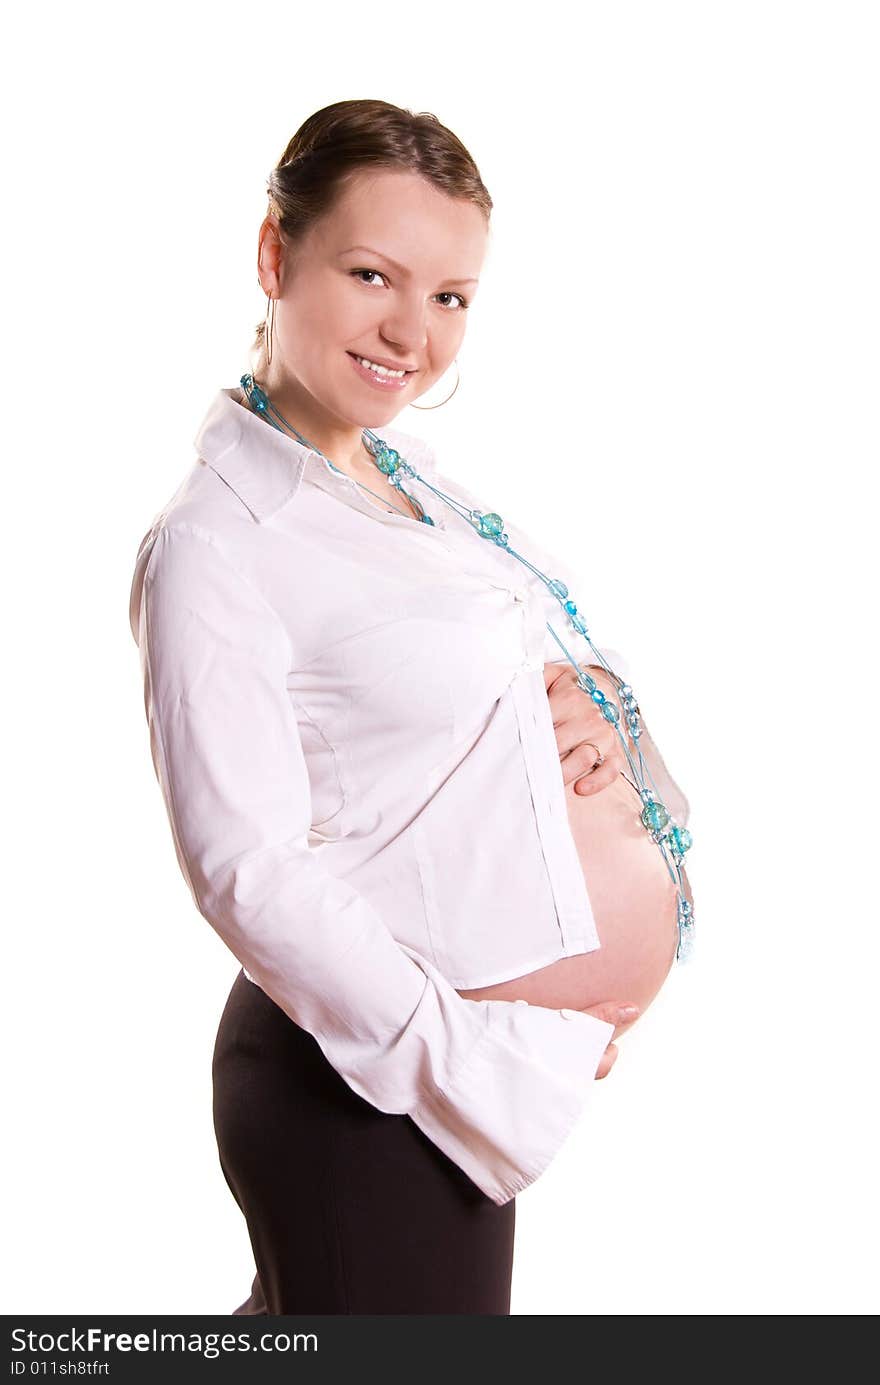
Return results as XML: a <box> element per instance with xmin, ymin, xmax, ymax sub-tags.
<box><xmin>212</xmin><ymin>967</ymin><xmax>517</xmax><ymax>1314</ymax></box>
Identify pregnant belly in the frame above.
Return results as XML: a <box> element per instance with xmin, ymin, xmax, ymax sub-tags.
<box><xmin>456</xmin><ymin>771</ymin><xmax>685</xmax><ymax>1025</ymax></box>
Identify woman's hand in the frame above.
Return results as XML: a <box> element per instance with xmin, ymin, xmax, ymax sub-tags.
<box><xmin>582</xmin><ymin>1001</ymin><xmax>642</xmax><ymax>1077</ymax></box>
<box><xmin>543</xmin><ymin>661</ymin><xmax>626</xmax><ymax>797</ymax></box>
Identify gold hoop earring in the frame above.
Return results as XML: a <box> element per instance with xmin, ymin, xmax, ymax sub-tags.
<box><xmin>410</xmin><ymin>359</ymin><xmax>460</xmax><ymax>409</ymax></box>
<box><xmin>265</xmin><ymin>293</ymin><xmax>277</xmax><ymax>368</ymax></box>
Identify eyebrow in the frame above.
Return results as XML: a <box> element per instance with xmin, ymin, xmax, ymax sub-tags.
<box><xmin>339</xmin><ymin>244</ymin><xmax>479</xmax><ymax>286</ymax></box>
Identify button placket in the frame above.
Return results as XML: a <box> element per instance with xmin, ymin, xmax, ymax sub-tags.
<box><xmin>508</xmin><ymin>674</ymin><xmax>602</xmax><ymax>954</ymax></box>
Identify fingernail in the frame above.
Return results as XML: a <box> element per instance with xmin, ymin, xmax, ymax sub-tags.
<box><xmin>618</xmin><ymin>1005</ymin><xmax>640</xmax><ymax>1019</ymax></box>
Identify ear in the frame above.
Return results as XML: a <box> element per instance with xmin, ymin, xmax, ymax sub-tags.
<box><xmin>257</xmin><ymin>214</ymin><xmax>286</xmax><ymax>298</ymax></box>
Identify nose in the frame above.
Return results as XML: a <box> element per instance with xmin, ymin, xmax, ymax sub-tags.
<box><xmin>379</xmin><ymin>297</ymin><xmax>429</xmax><ymax>358</ymax></box>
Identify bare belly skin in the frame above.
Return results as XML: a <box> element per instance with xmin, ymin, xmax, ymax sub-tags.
<box><xmin>456</xmin><ymin>770</ymin><xmax>687</xmax><ymax>1029</ymax></box>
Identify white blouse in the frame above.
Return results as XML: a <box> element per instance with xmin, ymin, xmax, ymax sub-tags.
<box><xmin>128</xmin><ymin>385</ymin><xmax>690</xmax><ymax>1206</ymax></box>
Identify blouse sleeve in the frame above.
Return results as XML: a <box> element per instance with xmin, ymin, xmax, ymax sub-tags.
<box><xmin>130</xmin><ymin>521</ymin><xmax>616</xmax><ymax>1206</ymax></box>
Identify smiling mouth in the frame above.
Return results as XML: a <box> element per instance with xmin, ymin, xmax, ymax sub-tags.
<box><xmin>346</xmin><ymin>351</ymin><xmax>417</xmax><ymax>377</ymax></box>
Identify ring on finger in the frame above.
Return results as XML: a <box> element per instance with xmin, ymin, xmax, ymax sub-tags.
<box><xmin>583</xmin><ymin>741</ymin><xmax>605</xmax><ymax>773</ymax></box>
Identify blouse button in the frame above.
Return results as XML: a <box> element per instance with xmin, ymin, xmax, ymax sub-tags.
<box><xmin>559</xmin><ymin>1007</ymin><xmax>579</xmax><ymax>1020</ymax></box>
<box><xmin>514</xmin><ymin>997</ymin><xmax>529</xmax><ymax>1006</ymax></box>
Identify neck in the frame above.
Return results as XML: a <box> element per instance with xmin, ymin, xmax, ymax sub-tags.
<box><xmin>250</xmin><ymin>361</ymin><xmax>370</xmax><ymax>476</ymax></box>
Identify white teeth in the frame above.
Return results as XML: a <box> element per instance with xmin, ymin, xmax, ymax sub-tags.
<box><xmin>355</xmin><ymin>355</ymin><xmax>407</xmax><ymax>378</ymax></box>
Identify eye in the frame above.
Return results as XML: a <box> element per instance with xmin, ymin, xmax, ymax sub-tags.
<box><xmin>350</xmin><ymin>268</ymin><xmax>386</xmax><ymax>288</ymax></box>
<box><xmin>350</xmin><ymin>269</ymin><xmax>469</xmax><ymax>311</ymax></box>
<box><xmin>435</xmin><ymin>290</ymin><xmax>470</xmax><ymax>312</ymax></box>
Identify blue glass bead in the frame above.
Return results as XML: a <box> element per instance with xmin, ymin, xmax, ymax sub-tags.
<box><xmin>669</xmin><ymin>825</ymin><xmax>693</xmax><ymax>855</ymax></box>
<box><xmin>631</xmin><ymin>724</ymin><xmax>642</xmax><ymax>738</ymax></box>
<box><xmin>641</xmin><ymin>800</ymin><xmax>669</xmax><ymax>831</ymax></box>
<box><xmin>374</xmin><ymin>445</ymin><xmax>401</xmax><ymax>475</ymax></box>
<box><xmin>571</xmin><ymin>613</ymin><xmax>588</xmax><ymax>634</ymax></box>
<box><xmin>576</xmin><ymin>671</ymin><xmax>596</xmax><ymax>692</ymax></box>
<box><xmin>478</xmin><ymin>512</ymin><xmax>504</xmax><ymax>537</ymax></box>
<box><xmin>620</xmin><ymin>684</ymin><xmax>632</xmax><ymax>696</ymax></box>
<box><xmin>564</xmin><ymin>599</ymin><xmax>577</xmax><ymax>614</ymax></box>
<box><xmin>601</xmin><ymin>701</ymin><xmax>620</xmax><ymax>724</ymax></box>
<box><xmin>548</xmin><ymin>579</ymin><xmax>569</xmax><ymax>599</ymax></box>
<box><xmin>590</xmin><ymin>688</ymin><xmax>606</xmax><ymax>704</ymax></box>
<box><xmin>422</xmin><ymin>514</ymin><xmax>435</xmax><ymax>526</ymax></box>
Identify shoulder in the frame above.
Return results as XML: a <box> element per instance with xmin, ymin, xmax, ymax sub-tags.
<box><xmin>127</xmin><ymin>490</ymin><xmax>266</xmax><ymax>649</ymax></box>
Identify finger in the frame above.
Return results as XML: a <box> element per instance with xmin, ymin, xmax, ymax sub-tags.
<box><xmin>546</xmin><ymin>688</ymin><xmax>584</xmax><ymax>728</ymax></box>
<box><xmin>547</xmin><ymin>679</ymin><xmax>615</xmax><ymax>730</ymax></box>
<box><xmin>543</xmin><ymin>661</ymin><xmax>570</xmax><ymax>693</ymax></box>
<box><xmin>558</xmin><ymin>739</ymin><xmax>607</xmax><ymax>787</ymax></box>
<box><xmin>611</xmin><ymin>1013</ymin><xmax>639</xmax><ymax>1040</ymax></box>
<box><xmin>573</xmin><ymin>761</ymin><xmax>620</xmax><ymax>796</ymax></box>
<box><xmin>548</xmin><ymin>695</ymin><xmax>608</xmax><ymax>739</ymax></box>
<box><xmin>595</xmin><ymin>1043</ymin><xmax>618</xmax><ymax>1079</ymax></box>
<box><xmin>546</xmin><ymin>666</ymin><xmax>585</xmax><ymax>695</ymax></box>
<box><xmin>550</xmin><ymin>700</ymin><xmax>607</xmax><ymax>748</ymax></box>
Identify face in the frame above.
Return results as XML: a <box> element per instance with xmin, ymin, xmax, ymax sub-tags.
<box><xmin>255</xmin><ymin>168</ymin><xmax>488</xmax><ymax>454</ymax></box>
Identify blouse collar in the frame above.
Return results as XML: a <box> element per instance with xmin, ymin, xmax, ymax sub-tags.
<box><xmin>193</xmin><ymin>386</ymin><xmax>439</xmax><ymax>524</ymax></box>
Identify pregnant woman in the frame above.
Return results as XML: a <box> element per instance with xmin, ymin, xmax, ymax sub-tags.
<box><xmin>129</xmin><ymin>98</ymin><xmax>694</xmax><ymax>1315</ymax></box>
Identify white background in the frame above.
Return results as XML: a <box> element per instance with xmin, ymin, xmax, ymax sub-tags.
<box><xmin>3</xmin><ymin>0</ymin><xmax>877</xmax><ymax>1316</ymax></box>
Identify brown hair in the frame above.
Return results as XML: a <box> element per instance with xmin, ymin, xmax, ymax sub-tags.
<box><xmin>251</xmin><ymin>98</ymin><xmax>493</xmax><ymax>361</ymax></box>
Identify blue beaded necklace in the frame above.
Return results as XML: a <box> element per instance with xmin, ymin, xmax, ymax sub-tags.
<box><xmin>239</xmin><ymin>372</ymin><xmax>695</xmax><ymax>963</ymax></box>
